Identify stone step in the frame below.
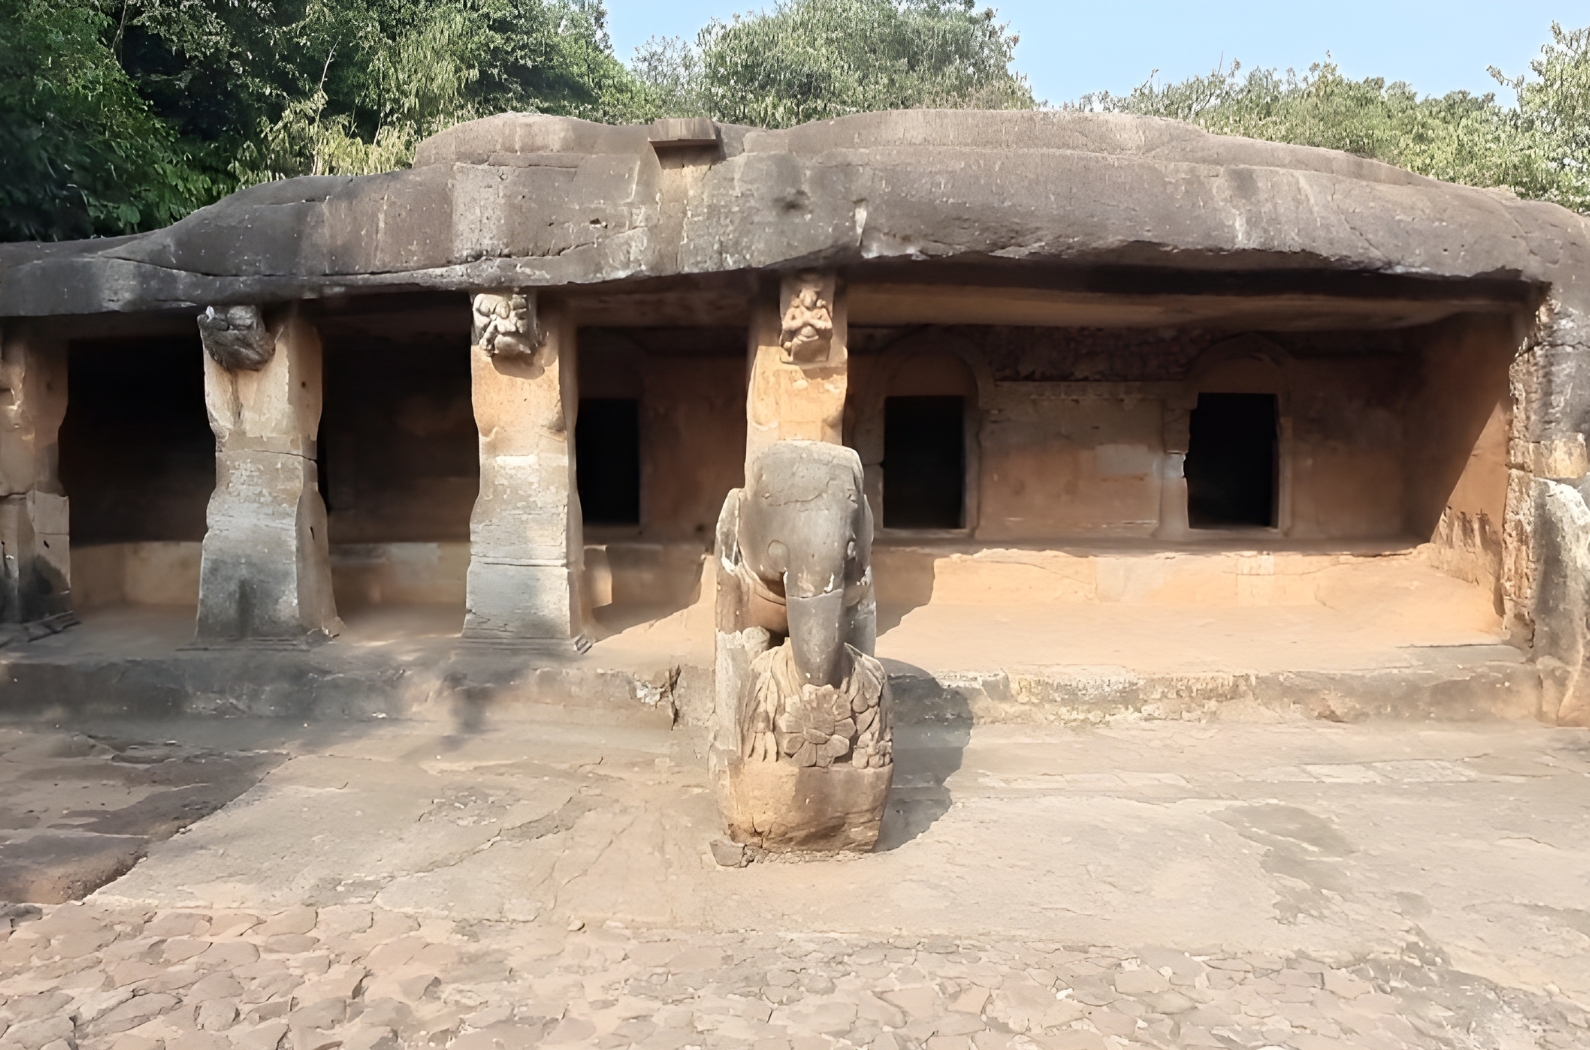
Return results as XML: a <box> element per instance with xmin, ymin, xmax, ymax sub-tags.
<box><xmin>0</xmin><ymin>643</ymin><xmax>1538</xmax><ymax>728</ymax></box>
<box><xmin>0</xmin><ymin>647</ymin><xmax>688</xmax><ymax>729</ymax></box>
<box><xmin>885</xmin><ymin>647</ymin><xmax>1540</xmax><ymax>724</ymax></box>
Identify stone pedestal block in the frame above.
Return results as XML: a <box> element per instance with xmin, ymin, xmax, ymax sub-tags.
<box><xmin>0</xmin><ymin>324</ymin><xmax>69</xmax><ymax>622</ymax></box>
<box><xmin>716</xmin><ymin>754</ymin><xmax>893</xmax><ymax>852</ymax></box>
<box><xmin>196</xmin><ymin>307</ymin><xmax>339</xmax><ymax>643</ymax></box>
<box><xmin>463</xmin><ymin>294</ymin><xmax>586</xmax><ymax>644</ymax></box>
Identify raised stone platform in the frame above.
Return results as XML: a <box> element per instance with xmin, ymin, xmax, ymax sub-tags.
<box><xmin>0</xmin><ymin>606</ymin><xmax>688</xmax><ymax>729</ymax></box>
<box><xmin>0</xmin><ymin>542</ymin><xmax>1542</xmax><ymax>727</ymax></box>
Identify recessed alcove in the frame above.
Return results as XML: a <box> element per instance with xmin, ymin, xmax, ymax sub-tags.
<box><xmin>1186</xmin><ymin>392</ymin><xmax>1279</xmax><ymax>529</ymax></box>
<box><xmin>61</xmin><ymin>334</ymin><xmax>213</xmax><ymax>610</ymax></box>
<box><xmin>883</xmin><ymin>395</ymin><xmax>966</xmax><ymax>529</ymax></box>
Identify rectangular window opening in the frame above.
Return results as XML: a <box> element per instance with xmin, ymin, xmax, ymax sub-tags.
<box><xmin>883</xmin><ymin>395</ymin><xmax>965</xmax><ymax>530</ymax></box>
<box><xmin>577</xmin><ymin>398</ymin><xmax>641</xmax><ymax>526</ymax></box>
<box><xmin>1186</xmin><ymin>392</ymin><xmax>1278</xmax><ymax>529</ymax></box>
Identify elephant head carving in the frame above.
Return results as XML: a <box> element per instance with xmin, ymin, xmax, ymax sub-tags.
<box><xmin>713</xmin><ymin>440</ymin><xmax>892</xmax><ymax>851</ymax></box>
<box><xmin>725</xmin><ymin>440</ymin><xmax>875</xmax><ymax>688</ymax></box>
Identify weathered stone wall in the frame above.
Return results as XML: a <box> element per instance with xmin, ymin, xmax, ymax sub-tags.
<box><xmin>849</xmin><ymin>325</ymin><xmax>1414</xmax><ymax>543</ymax></box>
<box><xmin>0</xmin><ymin>322</ymin><xmax>69</xmax><ymax>621</ymax></box>
<box><xmin>75</xmin><ymin>540</ymin><xmax>473</xmax><ymax>611</ymax></box>
<box><xmin>60</xmin><ymin>335</ymin><xmax>214</xmax><ymax>546</ymax></box>
<box><xmin>976</xmin><ymin>387</ymin><xmax>1166</xmax><ymax>540</ymax></box>
<box><xmin>579</xmin><ymin>328</ymin><xmax>746</xmax><ymax>546</ymax></box>
<box><xmin>1401</xmin><ymin>313</ymin><xmax>1522</xmax><ymax>609</ymax></box>
<box><xmin>330</xmin><ymin>541</ymin><xmax>469</xmax><ymax>609</ymax></box>
<box><xmin>321</xmin><ymin>334</ymin><xmax>476</xmax><ymax>545</ymax></box>
<box><xmin>73</xmin><ymin>542</ymin><xmax>200</xmax><ymax>608</ymax></box>
<box><xmin>1284</xmin><ymin>355</ymin><xmax>1407</xmax><ymax>540</ymax></box>
<box><xmin>1504</xmin><ymin>300</ymin><xmax>1590</xmax><ymax>724</ymax></box>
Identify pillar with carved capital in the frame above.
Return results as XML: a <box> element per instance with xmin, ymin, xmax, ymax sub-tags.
<box><xmin>0</xmin><ymin>323</ymin><xmax>69</xmax><ymax>623</ymax></box>
<box><xmin>463</xmin><ymin>290</ymin><xmax>587</xmax><ymax>646</ymax></box>
<box><xmin>196</xmin><ymin>304</ymin><xmax>340</xmax><ymax>643</ymax></box>
<box><xmin>745</xmin><ymin>271</ymin><xmax>849</xmax><ymax>471</ymax></box>
<box><xmin>713</xmin><ymin>272</ymin><xmax>893</xmax><ymax>853</ymax></box>
<box><xmin>1154</xmin><ymin>396</ymin><xmax>1193</xmax><ymax>541</ymax></box>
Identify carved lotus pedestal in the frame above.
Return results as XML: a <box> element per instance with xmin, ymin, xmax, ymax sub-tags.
<box><xmin>713</xmin><ymin>641</ymin><xmax>893</xmax><ymax>852</ymax></box>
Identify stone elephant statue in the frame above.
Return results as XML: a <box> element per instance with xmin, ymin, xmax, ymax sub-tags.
<box><xmin>712</xmin><ymin>440</ymin><xmax>892</xmax><ymax>852</ymax></box>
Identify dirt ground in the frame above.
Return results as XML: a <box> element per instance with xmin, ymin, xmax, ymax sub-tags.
<box><xmin>1</xmin><ymin>715</ymin><xmax>1588</xmax><ymax>1050</ymax></box>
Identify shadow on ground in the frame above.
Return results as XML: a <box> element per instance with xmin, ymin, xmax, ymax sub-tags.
<box><xmin>875</xmin><ymin>659</ymin><xmax>972</xmax><ymax>851</ymax></box>
<box><xmin>0</xmin><ymin>723</ymin><xmax>286</xmax><ymax>903</ymax></box>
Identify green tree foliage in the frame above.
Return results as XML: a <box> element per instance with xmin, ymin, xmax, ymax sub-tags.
<box><xmin>119</xmin><ymin>0</ymin><xmax>644</xmax><ymax>184</ymax></box>
<box><xmin>1503</xmin><ymin>22</ymin><xmax>1590</xmax><ymax>211</ymax></box>
<box><xmin>633</xmin><ymin>0</ymin><xmax>1033</xmax><ymax>129</ymax></box>
<box><xmin>1090</xmin><ymin>23</ymin><xmax>1590</xmax><ymax>214</ymax></box>
<box><xmin>0</xmin><ymin>0</ymin><xmax>642</xmax><ymax>241</ymax></box>
<box><xmin>0</xmin><ymin>0</ymin><xmax>216</xmax><ymax>240</ymax></box>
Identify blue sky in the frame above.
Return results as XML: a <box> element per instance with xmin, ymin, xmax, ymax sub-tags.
<box><xmin>602</xmin><ymin>1</ymin><xmax>1578</xmax><ymax>106</ymax></box>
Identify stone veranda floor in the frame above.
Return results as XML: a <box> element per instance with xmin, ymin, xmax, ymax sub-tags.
<box><xmin>0</xmin><ymin>715</ymin><xmax>1587</xmax><ymax>1050</ymax></box>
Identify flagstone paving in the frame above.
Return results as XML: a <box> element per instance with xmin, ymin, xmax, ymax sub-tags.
<box><xmin>0</xmin><ymin>716</ymin><xmax>1586</xmax><ymax>1050</ymax></box>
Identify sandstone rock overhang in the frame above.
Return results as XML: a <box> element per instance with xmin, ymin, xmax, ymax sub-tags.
<box><xmin>2</xmin><ymin>108</ymin><xmax>1587</xmax><ymax>318</ymax></box>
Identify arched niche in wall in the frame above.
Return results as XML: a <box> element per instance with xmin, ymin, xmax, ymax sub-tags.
<box><xmin>1175</xmin><ymin>334</ymin><xmax>1294</xmax><ymax>535</ymax></box>
<box><xmin>849</xmin><ymin>331</ymin><xmax>991</xmax><ymax>535</ymax></box>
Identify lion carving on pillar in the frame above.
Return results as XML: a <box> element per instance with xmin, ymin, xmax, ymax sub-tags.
<box><xmin>712</xmin><ymin>440</ymin><xmax>892</xmax><ymax>852</ymax></box>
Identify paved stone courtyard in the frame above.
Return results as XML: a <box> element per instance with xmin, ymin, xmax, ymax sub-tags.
<box><xmin>1</xmin><ymin>715</ymin><xmax>1587</xmax><ymax>1050</ymax></box>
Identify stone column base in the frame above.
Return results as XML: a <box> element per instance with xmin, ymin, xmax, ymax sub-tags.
<box><xmin>196</xmin><ymin>454</ymin><xmax>339</xmax><ymax>644</ymax></box>
<box><xmin>0</xmin><ymin>491</ymin><xmax>69</xmax><ymax>623</ymax></box>
<box><xmin>462</xmin><ymin>561</ymin><xmax>587</xmax><ymax>648</ymax></box>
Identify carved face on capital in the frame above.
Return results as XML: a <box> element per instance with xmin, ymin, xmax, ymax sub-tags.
<box><xmin>197</xmin><ymin>304</ymin><xmax>276</xmax><ymax>372</ymax></box>
<box><xmin>779</xmin><ymin>277</ymin><xmax>835</xmax><ymax>363</ymax></box>
<box><xmin>471</xmin><ymin>291</ymin><xmax>543</xmax><ymax>362</ymax></box>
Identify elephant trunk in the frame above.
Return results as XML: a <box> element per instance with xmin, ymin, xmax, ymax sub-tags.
<box><xmin>784</xmin><ymin>579</ymin><xmax>847</xmax><ymax>688</ymax></box>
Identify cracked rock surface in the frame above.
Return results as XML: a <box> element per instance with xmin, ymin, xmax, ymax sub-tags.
<box><xmin>2</xmin><ymin>717</ymin><xmax>1588</xmax><ymax>1049</ymax></box>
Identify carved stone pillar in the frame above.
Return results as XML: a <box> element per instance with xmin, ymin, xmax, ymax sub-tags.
<box><xmin>0</xmin><ymin>323</ymin><xmax>69</xmax><ymax>622</ymax></box>
<box><xmin>196</xmin><ymin>304</ymin><xmax>340</xmax><ymax>643</ymax></box>
<box><xmin>711</xmin><ymin>274</ymin><xmax>893</xmax><ymax>854</ymax></box>
<box><xmin>745</xmin><ymin>272</ymin><xmax>848</xmax><ymax>471</ymax></box>
<box><xmin>1153</xmin><ymin>396</ymin><xmax>1193</xmax><ymax>540</ymax></box>
<box><xmin>1504</xmin><ymin>300</ymin><xmax>1590</xmax><ymax>724</ymax></box>
<box><xmin>463</xmin><ymin>291</ymin><xmax>587</xmax><ymax>646</ymax></box>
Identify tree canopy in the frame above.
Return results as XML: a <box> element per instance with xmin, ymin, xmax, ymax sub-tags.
<box><xmin>0</xmin><ymin>0</ymin><xmax>215</xmax><ymax>240</ymax></box>
<box><xmin>1089</xmin><ymin>22</ymin><xmax>1590</xmax><ymax>214</ymax></box>
<box><xmin>1</xmin><ymin>0</ymin><xmax>642</xmax><ymax>241</ymax></box>
<box><xmin>1</xmin><ymin>2</ymin><xmax>1587</xmax><ymax>243</ymax></box>
<box><xmin>633</xmin><ymin>0</ymin><xmax>1032</xmax><ymax>129</ymax></box>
